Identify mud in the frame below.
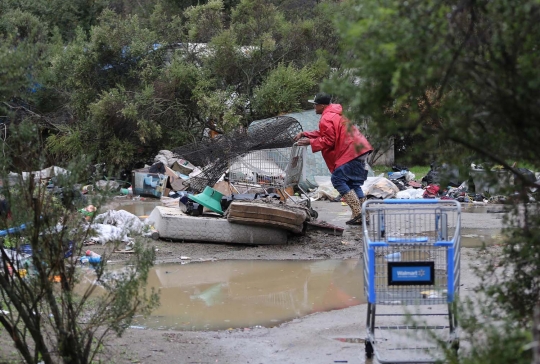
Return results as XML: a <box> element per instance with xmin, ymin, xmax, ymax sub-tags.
<box><xmin>97</xmin><ymin>245</ymin><xmax>489</xmax><ymax>364</ymax></box>
<box><xmin>0</xmin><ymin>197</ymin><xmax>505</xmax><ymax>364</ymax></box>
<box><xmin>85</xmin><ymin>199</ymin><xmax>499</xmax><ymax>363</ymax></box>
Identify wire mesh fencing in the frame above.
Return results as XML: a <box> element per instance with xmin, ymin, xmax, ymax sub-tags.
<box><xmin>172</xmin><ymin>116</ymin><xmax>302</xmax><ymax>193</ymax></box>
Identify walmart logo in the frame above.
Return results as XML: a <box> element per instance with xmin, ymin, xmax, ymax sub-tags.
<box><xmin>396</xmin><ymin>269</ymin><xmax>425</xmax><ymax>277</ymax></box>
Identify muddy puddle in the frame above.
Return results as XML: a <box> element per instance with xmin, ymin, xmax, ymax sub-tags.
<box><xmin>128</xmin><ymin>259</ymin><xmax>364</xmax><ymax>331</ymax></box>
<box><xmin>461</xmin><ymin>228</ymin><xmax>503</xmax><ymax>247</ymax></box>
<box><xmin>116</xmin><ymin>201</ymin><xmax>161</xmax><ymax>219</ymax></box>
<box><xmin>462</xmin><ymin>205</ymin><xmax>507</xmax><ymax>214</ymax></box>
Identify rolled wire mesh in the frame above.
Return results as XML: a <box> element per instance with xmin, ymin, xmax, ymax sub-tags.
<box><xmin>172</xmin><ymin>116</ymin><xmax>302</xmax><ymax>192</ymax></box>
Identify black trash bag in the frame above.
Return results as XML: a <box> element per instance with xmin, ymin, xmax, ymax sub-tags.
<box><xmin>422</xmin><ymin>163</ymin><xmax>461</xmax><ymax>187</ymax></box>
<box><xmin>422</xmin><ymin>169</ymin><xmax>439</xmax><ymax>185</ymax></box>
<box><xmin>392</xmin><ymin>164</ymin><xmax>409</xmax><ymax>172</ymax></box>
<box><xmin>179</xmin><ymin>195</ymin><xmax>203</xmax><ymax>216</ymax></box>
<box><xmin>474</xmin><ymin>194</ymin><xmax>485</xmax><ymax>202</ymax></box>
<box><xmin>514</xmin><ymin>168</ymin><xmax>536</xmax><ymax>186</ymax></box>
<box><xmin>149</xmin><ymin>162</ymin><xmax>165</xmax><ymax>174</ymax></box>
<box><xmin>393</xmin><ymin>179</ymin><xmax>408</xmax><ymax>191</ymax></box>
<box><xmin>52</xmin><ymin>187</ymin><xmax>87</xmax><ymax>210</ymax></box>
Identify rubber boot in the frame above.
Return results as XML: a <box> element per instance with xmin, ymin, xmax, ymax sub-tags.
<box><xmin>359</xmin><ymin>197</ymin><xmax>370</xmax><ymax>225</ymax></box>
<box><xmin>343</xmin><ymin>190</ymin><xmax>362</xmax><ymax>225</ymax></box>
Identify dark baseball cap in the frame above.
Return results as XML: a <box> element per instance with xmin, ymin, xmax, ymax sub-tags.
<box><xmin>308</xmin><ymin>92</ymin><xmax>332</xmax><ymax>105</ymax></box>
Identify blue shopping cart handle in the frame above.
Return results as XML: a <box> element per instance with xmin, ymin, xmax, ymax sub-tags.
<box><xmin>381</xmin><ymin>199</ymin><xmax>440</xmax><ymax>204</ymax></box>
<box><xmin>387</xmin><ymin>237</ymin><xmax>429</xmax><ymax>243</ymax></box>
<box><xmin>368</xmin><ymin>241</ymin><xmax>389</xmax><ymax>247</ymax></box>
<box><xmin>434</xmin><ymin>240</ymin><xmax>454</xmax><ymax>247</ymax></box>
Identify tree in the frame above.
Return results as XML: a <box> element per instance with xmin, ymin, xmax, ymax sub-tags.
<box><xmin>1</xmin><ymin>0</ymin><xmax>108</xmax><ymax>42</ymax></box>
<box><xmin>0</xmin><ymin>121</ymin><xmax>159</xmax><ymax>363</ymax></box>
<box><xmin>184</xmin><ymin>0</ymin><xmax>225</xmax><ymax>42</ymax></box>
<box><xmin>252</xmin><ymin>63</ymin><xmax>317</xmax><ymax>116</ymax></box>
<box><xmin>328</xmin><ymin>0</ymin><xmax>540</xmax><ymax>361</ymax></box>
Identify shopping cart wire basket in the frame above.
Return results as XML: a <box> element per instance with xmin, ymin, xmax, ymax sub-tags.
<box><xmin>362</xmin><ymin>199</ymin><xmax>461</xmax><ymax>363</ymax></box>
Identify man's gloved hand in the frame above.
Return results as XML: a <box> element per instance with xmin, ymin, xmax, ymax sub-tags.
<box><xmin>293</xmin><ymin>132</ymin><xmax>304</xmax><ymax>141</ymax></box>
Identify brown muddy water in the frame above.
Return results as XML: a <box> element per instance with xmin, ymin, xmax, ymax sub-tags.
<box><xmin>104</xmin><ymin>201</ymin><xmax>502</xmax><ymax>331</ymax></box>
<box><xmin>461</xmin><ymin>228</ymin><xmax>503</xmax><ymax>247</ymax></box>
<box><xmin>117</xmin><ymin>201</ymin><xmax>162</xmax><ymax>218</ymax></box>
<box><xmin>128</xmin><ymin>259</ymin><xmax>364</xmax><ymax>331</ymax></box>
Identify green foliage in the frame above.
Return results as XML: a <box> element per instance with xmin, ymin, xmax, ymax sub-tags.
<box><xmin>442</xmin><ymin>299</ymin><xmax>533</xmax><ymax>364</ymax></box>
<box><xmin>1</xmin><ymin>0</ymin><xmax>107</xmax><ymax>41</ymax></box>
<box><xmin>0</xmin><ymin>9</ymin><xmax>51</xmax><ymax>112</ymax></box>
<box><xmin>232</xmin><ymin>0</ymin><xmax>286</xmax><ymax>47</ymax></box>
<box><xmin>253</xmin><ymin>63</ymin><xmax>316</xmax><ymax>116</ymax></box>
<box><xmin>328</xmin><ymin>0</ymin><xmax>540</xmax><ymax>174</ymax></box>
<box><xmin>184</xmin><ymin>0</ymin><xmax>225</xmax><ymax>42</ymax></box>
<box><xmin>195</xmin><ymin>88</ymin><xmax>247</xmax><ymax>133</ymax></box>
<box><xmin>329</xmin><ymin>0</ymin><xmax>540</xmax><ymax>362</ymax></box>
<box><xmin>0</xmin><ymin>121</ymin><xmax>159</xmax><ymax>364</ymax></box>
<box><xmin>2</xmin><ymin>0</ymin><xmax>337</xmax><ymax>169</ymax></box>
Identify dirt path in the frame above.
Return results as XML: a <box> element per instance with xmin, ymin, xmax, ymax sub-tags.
<box><xmin>0</xmin><ymin>198</ymin><xmax>502</xmax><ymax>363</ymax></box>
<box><xmin>98</xmin><ymin>244</ymin><xmax>488</xmax><ymax>364</ymax></box>
<box><xmin>89</xmin><ymin>198</ymin><xmax>497</xmax><ymax>364</ymax></box>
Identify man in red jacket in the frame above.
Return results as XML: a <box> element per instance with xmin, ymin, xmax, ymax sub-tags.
<box><xmin>294</xmin><ymin>93</ymin><xmax>373</xmax><ymax>225</ymax></box>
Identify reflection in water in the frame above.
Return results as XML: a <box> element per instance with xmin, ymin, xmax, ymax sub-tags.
<box><xmin>116</xmin><ymin>201</ymin><xmax>161</xmax><ymax>218</ymax></box>
<box><xmin>130</xmin><ymin>259</ymin><xmax>365</xmax><ymax>331</ymax></box>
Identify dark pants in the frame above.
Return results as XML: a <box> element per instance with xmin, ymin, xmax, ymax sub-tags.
<box><xmin>331</xmin><ymin>157</ymin><xmax>368</xmax><ymax>198</ymax></box>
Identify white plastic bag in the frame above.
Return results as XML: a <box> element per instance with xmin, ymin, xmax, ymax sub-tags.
<box><xmin>366</xmin><ymin>177</ymin><xmax>400</xmax><ymax>199</ymax></box>
<box><xmin>396</xmin><ymin>190</ymin><xmax>413</xmax><ymax>199</ymax></box>
<box><xmin>366</xmin><ymin>162</ymin><xmax>375</xmax><ymax>177</ymax></box>
<box><xmin>405</xmin><ymin>171</ymin><xmax>416</xmax><ymax>181</ymax></box>
<box><xmin>313</xmin><ymin>175</ymin><xmax>340</xmax><ymax>200</ymax></box>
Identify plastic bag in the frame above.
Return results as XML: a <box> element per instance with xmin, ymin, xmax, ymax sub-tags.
<box><xmin>366</xmin><ymin>162</ymin><xmax>375</xmax><ymax>177</ymax></box>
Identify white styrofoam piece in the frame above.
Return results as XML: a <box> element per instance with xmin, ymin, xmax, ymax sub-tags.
<box><xmin>146</xmin><ymin>206</ymin><xmax>288</xmax><ymax>245</ymax></box>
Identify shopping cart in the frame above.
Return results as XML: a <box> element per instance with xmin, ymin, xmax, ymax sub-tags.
<box><xmin>227</xmin><ymin>144</ymin><xmax>317</xmax><ymax>218</ymax></box>
<box><xmin>362</xmin><ymin>199</ymin><xmax>461</xmax><ymax>363</ymax></box>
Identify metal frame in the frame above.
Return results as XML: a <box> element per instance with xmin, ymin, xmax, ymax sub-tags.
<box><xmin>227</xmin><ymin>144</ymin><xmax>314</xmax><ymax>213</ymax></box>
<box><xmin>363</xmin><ymin>199</ymin><xmax>461</xmax><ymax>363</ymax></box>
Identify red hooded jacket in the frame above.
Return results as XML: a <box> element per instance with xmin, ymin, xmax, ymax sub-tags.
<box><xmin>303</xmin><ymin>104</ymin><xmax>373</xmax><ymax>173</ymax></box>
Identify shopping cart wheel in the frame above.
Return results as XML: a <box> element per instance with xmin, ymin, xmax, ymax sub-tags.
<box><xmin>365</xmin><ymin>340</ymin><xmax>373</xmax><ymax>358</ymax></box>
<box><xmin>309</xmin><ymin>208</ymin><xmax>318</xmax><ymax>219</ymax></box>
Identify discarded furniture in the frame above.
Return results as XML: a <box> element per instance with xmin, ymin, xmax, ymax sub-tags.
<box><xmin>132</xmin><ymin>169</ymin><xmax>169</xmax><ymax>198</ymax></box>
<box><xmin>147</xmin><ymin>206</ymin><xmax>288</xmax><ymax>245</ymax></box>
<box><xmin>227</xmin><ymin>201</ymin><xmax>306</xmax><ymax>234</ymax></box>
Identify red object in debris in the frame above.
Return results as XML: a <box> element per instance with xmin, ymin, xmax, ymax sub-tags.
<box><xmin>408</xmin><ymin>181</ymin><xmax>422</xmax><ymax>188</ymax></box>
<box><xmin>423</xmin><ymin>184</ymin><xmax>440</xmax><ymax>198</ymax></box>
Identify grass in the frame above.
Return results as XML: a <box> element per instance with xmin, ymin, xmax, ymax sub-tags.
<box><xmin>372</xmin><ymin>165</ymin><xmax>430</xmax><ymax>181</ymax></box>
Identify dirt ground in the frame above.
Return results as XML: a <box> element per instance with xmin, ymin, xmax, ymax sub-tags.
<box><xmin>0</xmin><ymin>198</ymin><xmax>503</xmax><ymax>364</ymax></box>
<box><xmin>97</xmin><ymin>244</ymin><xmax>492</xmax><ymax>364</ymax></box>
<box><xmin>87</xmin><ymin>198</ymin><xmax>499</xmax><ymax>364</ymax></box>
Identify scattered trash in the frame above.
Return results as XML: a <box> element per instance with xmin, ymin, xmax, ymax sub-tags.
<box><xmin>79</xmin><ymin>255</ymin><xmax>102</xmax><ymax>266</ymax></box>
<box><xmin>188</xmin><ymin>187</ymin><xmax>224</xmax><ymax>215</ymax></box>
<box><xmin>384</xmin><ymin>252</ymin><xmax>401</xmax><ymax>262</ymax></box>
<box><xmin>78</xmin><ymin>205</ymin><xmax>97</xmax><ymax>222</ymax></box>
<box><xmin>421</xmin><ymin>290</ymin><xmax>447</xmax><ymax>299</ymax></box>
<box><xmin>86</xmin><ymin>250</ymin><xmax>101</xmax><ymax>259</ymax></box>
<box><xmin>94</xmin><ymin>209</ymin><xmax>145</xmax><ymax>234</ymax></box>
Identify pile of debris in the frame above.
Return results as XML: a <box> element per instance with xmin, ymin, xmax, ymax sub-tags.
<box><xmin>302</xmin><ymin>163</ymin><xmax>540</xmax><ymax>204</ymax></box>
